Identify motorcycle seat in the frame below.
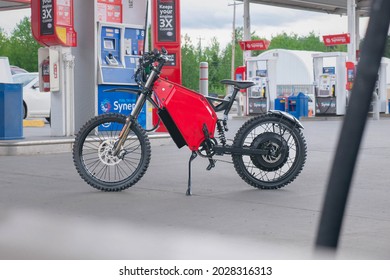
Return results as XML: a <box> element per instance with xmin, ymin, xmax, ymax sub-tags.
<box><xmin>220</xmin><ymin>79</ymin><xmax>254</xmax><ymax>89</ymax></box>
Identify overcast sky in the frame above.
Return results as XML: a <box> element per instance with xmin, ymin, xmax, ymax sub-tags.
<box><xmin>0</xmin><ymin>0</ymin><xmax>370</xmax><ymax>47</ymax></box>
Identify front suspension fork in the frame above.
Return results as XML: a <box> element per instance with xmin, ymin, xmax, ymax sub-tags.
<box><xmin>112</xmin><ymin>93</ymin><xmax>148</xmax><ymax>157</ymax></box>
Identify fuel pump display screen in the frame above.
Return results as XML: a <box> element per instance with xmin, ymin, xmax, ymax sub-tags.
<box><xmin>104</xmin><ymin>39</ymin><xmax>115</xmax><ymax>50</ymax></box>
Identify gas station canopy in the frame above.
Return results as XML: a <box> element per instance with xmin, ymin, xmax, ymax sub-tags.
<box><xmin>245</xmin><ymin>0</ymin><xmax>372</xmax><ymax>16</ymax></box>
<box><xmin>0</xmin><ymin>0</ymin><xmax>372</xmax><ymax>15</ymax></box>
<box><xmin>0</xmin><ymin>0</ymin><xmax>30</xmax><ymax>11</ymax></box>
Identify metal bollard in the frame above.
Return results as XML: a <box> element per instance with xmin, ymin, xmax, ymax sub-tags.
<box><xmin>199</xmin><ymin>62</ymin><xmax>208</xmax><ymax>96</ymax></box>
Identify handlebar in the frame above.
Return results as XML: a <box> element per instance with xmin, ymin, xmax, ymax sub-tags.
<box><xmin>141</xmin><ymin>48</ymin><xmax>168</xmax><ymax>67</ymax></box>
<box><xmin>135</xmin><ymin>47</ymin><xmax>168</xmax><ymax>86</ymax></box>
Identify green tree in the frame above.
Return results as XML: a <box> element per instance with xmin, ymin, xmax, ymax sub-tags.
<box><xmin>202</xmin><ymin>37</ymin><xmax>225</xmax><ymax>94</ymax></box>
<box><xmin>301</xmin><ymin>32</ymin><xmax>329</xmax><ymax>51</ymax></box>
<box><xmin>384</xmin><ymin>35</ymin><xmax>390</xmax><ymax>58</ymax></box>
<box><xmin>269</xmin><ymin>32</ymin><xmax>324</xmax><ymax>51</ymax></box>
<box><xmin>7</xmin><ymin>17</ymin><xmax>40</xmax><ymax>71</ymax></box>
<box><xmin>0</xmin><ymin>28</ymin><xmax>9</xmax><ymax>56</ymax></box>
<box><xmin>147</xmin><ymin>24</ymin><xmax>153</xmax><ymax>52</ymax></box>
<box><xmin>181</xmin><ymin>34</ymin><xmax>199</xmax><ymax>90</ymax></box>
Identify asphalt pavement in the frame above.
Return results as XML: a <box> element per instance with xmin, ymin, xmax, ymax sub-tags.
<box><xmin>1</xmin><ymin>116</ymin><xmax>390</xmax><ymax>259</ymax></box>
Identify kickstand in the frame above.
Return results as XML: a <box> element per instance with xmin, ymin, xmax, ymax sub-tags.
<box><xmin>187</xmin><ymin>151</ymin><xmax>198</xmax><ymax>196</ymax></box>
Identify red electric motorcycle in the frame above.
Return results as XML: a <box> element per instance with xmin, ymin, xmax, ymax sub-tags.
<box><xmin>73</xmin><ymin>48</ymin><xmax>307</xmax><ymax>195</ymax></box>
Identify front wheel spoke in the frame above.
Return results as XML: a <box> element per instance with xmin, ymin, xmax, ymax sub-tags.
<box><xmin>100</xmin><ymin>164</ymin><xmax>110</xmax><ymax>180</ymax></box>
<box><xmin>122</xmin><ymin>157</ymin><xmax>139</xmax><ymax>170</ymax></box>
<box><xmin>123</xmin><ymin>144</ymin><xmax>142</xmax><ymax>154</ymax></box>
<box><xmin>115</xmin><ymin>164</ymin><xmax>126</xmax><ymax>180</ymax></box>
<box><xmin>85</xmin><ymin>158</ymin><xmax>103</xmax><ymax>173</ymax></box>
<box><xmin>94</xmin><ymin>163</ymin><xmax>108</xmax><ymax>180</ymax></box>
<box><xmin>83</xmin><ymin>142</ymin><xmax>101</xmax><ymax>150</ymax></box>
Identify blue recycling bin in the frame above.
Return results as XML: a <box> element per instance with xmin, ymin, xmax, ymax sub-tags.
<box><xmin>274</xmin><ymin>97</ymin><xmax>287</xmax><ymax>111</ymax></box>
<box><xmin>287</xmin><ymin>92</ymin><xmax>308</xmax><ymax>119</ymax></box>
<box><xmin>0</xmin><ymin>83</ymin><xmax>23</xmax><ymax>140</ymax></box>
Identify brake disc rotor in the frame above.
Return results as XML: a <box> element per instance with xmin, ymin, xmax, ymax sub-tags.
<box><xmin>98</xmin><ymin>139</ymin><xmax>122</xmax><ymax>166</ymax></box>
<box><xmin>250</xmin><ymin>132</ymin><xmax>289</xmax><ymax>171</ymax></box>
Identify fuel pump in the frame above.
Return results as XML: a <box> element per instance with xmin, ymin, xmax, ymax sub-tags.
<box><xmin>313</xmin><ymin>52</ymin><xmax>347</xmax><ymax>115</ymax></box>
<box><xmin>370</xmin><ymin>62</ymin><xmax>388</xmax><ymax>115</ymax></box>
<box><xmin>315</xmin><ymin>71</ymin><xmax>337</xmax><ymax>114</ymax></box>
<box><xmin>247</xmin><ymin>71</ymin><xmax>268</xmax><ymax>114</ymax></box>
<box><xmin>246</xmin><ymin>58</ymin><xmax>275</xmax><ymax>115</ymax></box>
<box><xmin>97</xmin><ymin>22</ymin><xmax>146</xmax><ymax>129</ymax></box>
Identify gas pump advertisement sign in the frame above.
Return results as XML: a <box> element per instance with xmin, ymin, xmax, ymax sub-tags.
<box><xmin>97</xmin><ymin>2</ymin><xmax>122</xmax><ymax>23</ymax></box>
<box><xmin>316</xmin><ymin>98</ymin><xmax>336</xmax><ymax>115</ymax></box>
<box><xmin>151</xmin><ymin>0</ymin><xmax>181</xmax><ymax>83</ymax></box>
<box><xmin>165</xmin><ymin>53</ymin><xmax>176</xmax><ymax>66</ymax></box>
<box><xmin>56</xmin><ymin>0</ymin><xmax>72</xmax><ymax>26</ymax></box>
<box><xmin>98</xmin><ymin>86</ymin><xmax>146</xmax><ymax>129</ymax></box>
<box><xmin>157</xmin><ymin>0</ymin><xmax>176</xmax><ymax>42</ymax></box>
<box><xmin>248</xmin><ymin>98</ymin><xmax>267</xmax><ymax>114</ymax></box>
<box><xmin>98</xmin><ymin>0</ymin><xmax>122</xmax><ymax>3</ymax></box>
<box><xmin>32</xmin><ymin>0</ymin><xmax>77</xmax><ymax>47</ymax></box>
<box><xmin>40</xmin><ymin>0</ymin><xmax>54</xmax><ymax>35</ymax></box>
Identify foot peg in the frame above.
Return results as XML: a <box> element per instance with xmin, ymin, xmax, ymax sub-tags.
<box><xmin>206</xmin><ymin>159</ymin><xmax>215</xmax><ymax>171</ymax></box>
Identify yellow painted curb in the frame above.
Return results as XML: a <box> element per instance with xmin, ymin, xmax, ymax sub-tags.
<box><xmin>23</xmin><ymin>120</ymin><xmax>45</xmax><ymax>127</ymax></box>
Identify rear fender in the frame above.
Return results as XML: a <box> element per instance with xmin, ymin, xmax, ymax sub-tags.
<box><xmin>267</xmin><ymin>110</ymin><xmax>304</xmax><ymax>129</ymax></box>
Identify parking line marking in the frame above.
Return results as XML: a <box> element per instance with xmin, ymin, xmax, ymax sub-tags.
<box><xmin>23</xmin><ymin>120</ymin><xmax>45</xmax><ymax>127</ymax></box>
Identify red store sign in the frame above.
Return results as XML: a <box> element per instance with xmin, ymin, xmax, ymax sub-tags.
<box><xmin>323</xmin><ymin>33</ymin><xmax>351</xmax><ymax>46</ymax></box>
<box><xmin>239</xmin><ymin>40</ymin><xmax>270</xmax><ymax>51</ymax></box>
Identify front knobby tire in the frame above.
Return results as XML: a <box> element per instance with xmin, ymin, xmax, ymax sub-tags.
<box><xmin>73</xmin><ymin>113</ymin><xmax>151</xmax><ymax>191</ymax></box>
<box><xmin>232</xmin><ymin>115</ymin><xmax>307</xmax><ymax>189</ymax></box>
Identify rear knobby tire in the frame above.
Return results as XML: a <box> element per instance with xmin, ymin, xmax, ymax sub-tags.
<box><xmin>232</xmin><ymin>114</ymin><xmax>307</xmax><ymax>189</ymax></box>
<box><xmin>73</xmin><ymin>113</ymin><xmax>151</xmax><ymax>191</ymax></box>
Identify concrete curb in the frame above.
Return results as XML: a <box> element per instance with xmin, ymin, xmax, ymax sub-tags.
<box><xmin>0</xmin><ymin>133</ymin><xmax>171</xmax><ymax>156</ymax></box>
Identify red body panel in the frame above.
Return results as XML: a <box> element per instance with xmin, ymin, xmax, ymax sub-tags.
<box><xmin>153</xmin><ymin>79</ymin><xmax>218</xmax><ymax>151</ymax></box>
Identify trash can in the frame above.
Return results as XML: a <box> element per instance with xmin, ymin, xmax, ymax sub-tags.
<box><xmin>274</xmin><ymin>97</ymin><xmax>286</xmax><ymax>111</ymax></box>
<box><xmin>0</xmin><ymin>83</ymin><xmax>23</xmax><ymax>140</ymax></box>
<box><xmin>287</xmin><ymin>92</ymin><xmax>308</xmax><ymax>119</ymax></box>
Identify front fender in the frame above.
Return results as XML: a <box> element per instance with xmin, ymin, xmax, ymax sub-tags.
<box><xmin>267</xmin><ymin>110</ymin><xmax>304</xmax><ymax>129</ymax></box>
<box><xmin>103</xmin><ymin>88</ymin><xmax>141</xmax><ymax>95</ymax></box>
